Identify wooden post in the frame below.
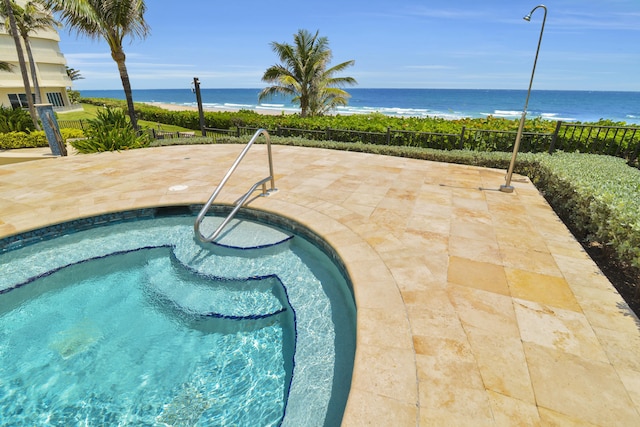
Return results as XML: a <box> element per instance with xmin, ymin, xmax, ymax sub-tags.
<box><xmin>193</xmin><ymin>77</ymin><xmax>206</xmax><ymax>136</ymax></box>
<box><xmin>549</xmin><ymin>120</ymin><xmax>563</xmax><ymax>154</ymax></box>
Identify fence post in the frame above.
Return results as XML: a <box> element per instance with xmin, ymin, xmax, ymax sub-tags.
<box><xmin>459</xmin><ymin>126</ymin><xmax>466</xmax><ymax>149</ymax></box>
<box><xmin>629</xmin><ymin>129</ymin><xmax>640</xmax><ymax>165</ymax></box>
<box><xmin>192</xmin><ymin>77</ymin><xmax>206</xmax><ymax>136</ymax></box>
<box><xmin>549</xmin><ymin>120</ymin><xmax>562</xmax><ymax>154</ymax></box>
<box><xmin>236</xmin><ymin>127</ymin><xmax>240</xmax><ymax>138</ymax></box>
<box><xmin>386</xmin><ymin>127</ymin><xmax>391</xmax><ymax>145</ymax></box>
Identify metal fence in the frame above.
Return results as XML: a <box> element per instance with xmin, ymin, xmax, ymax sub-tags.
<box><xmin>57</xmin><ymin>119</ymin><xmax>640</xmax><ymax>164</ymax></box>
<box><xmin>57</xmin><ymin>119</ymin><xmax>87</xmax><ymax>131</ymax></box>
<box><xmin>552</xmin><ymin>122</ymin><xmax>640</xmax><ymax>160</ymax></box>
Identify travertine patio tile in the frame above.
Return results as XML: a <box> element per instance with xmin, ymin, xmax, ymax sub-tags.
<box><xmin>569</xmin><ymin>283</ymin><xmax>640</xmax><ymax>332</ymax></box>
<box><xmin>352</xmin><ymin>279</ymin><xmax>403</xmax><ymax>310</ymax></box>
<box><xmin>406</xmin><ymin>213</ymin><xmax>450</xmax><ymax>235</ymax></box>
<box><xmin>401</xmin><ymin>288</ymin><xmax>453</xmax><ymax>313</ymax></box>
<box><xmin>399</xmin><ymin>230</ymin><xmax>448</xmax><ymax>254</ymax></box>
<box><xmin>505</xmin><ymin>268</ymin><xmax>582</xmax><ymax>312</ymax></box>
<box><xmin>3</xmin><ymin>145</ymin><xmax>640</xmax><ymax>426</ymax></box>
<box><xmin>407</xmin><ymin>305</ymin><xmax>465</xmax><ymax>340</ymax></box>
<box><xmin>593</xmin><ymin>326</ymin><xmax>640</xmax><ymax>372</ymax></box>
<box><xmin>450</xmin><ymin>220</ymin><xmax>497</xmax><ymax>242</ymax></box>
<box><xmin>357</xmin><ymin>228</ymin><xmax>406</xmax><ymax>253</ymax></box>
<box><xmin>419</xmin><ymin>252</ymin><xmax>450</xmax><ymax>284</ymax></box>
<box><xmin>343</xmin><ymin>190</ymin><xmax>386</xmax><ymax>208</ymax></box>
<box><xmin>341</xmin><ymin>389</ymin><xmax>417</xmax><ymax>426</ymax></box>
<box><xmin>524</xmin><ymin>342</ymin><xmax>639</xmax><ymax>426</ymax></box>
<box><xmin>486</xmin><ymin>391</ymin><xmax>541</xmax><ymax>427</ymax></box>
<box><xmin>452</xmin><ymin>195</ymin><xmax>489</xmax><ymax>211</ymax></box>
<box><xmin>351</xmin><ymin>344</ymin><xmax>417</xmax><ymax>403</ymax></box>
<box><xmin>0</xmin><ymin>223</ymin><xmax>16</xmax><ymax>236</ymax></box>
<box><xmin>545</xmin><ymin>240</ymin><xmax>592</xmax><ymax>259</ymax></box>
<box><xmin>357</xmin><ymin>307</ymin><xmax>413</xmax><ymax>349</ymax></box>
<box><xmin>452</xmin><ymin>206</ymin><xmax>493</xmax><ymax>226</ymax></box>
<box><xmin>414</xmin><ymin>335</ymin><xmax>483</xmax><ymax>389</ymax></box>
<box><xmin>448</xmin><ymin>235</ymin><xmax>501</xmax><ymax>264</ymax></box>
<box><xmin>369</xmin><ymin>207</ymin><xmax>409</xmax><ymax>230</ymax></box>
<box><xmin>419</xmin><ymin>409</ymin><xmax>495</xmax><ymax>427</ymax></box>
<box><xmin>500</xmin><ymin>246</ymin><xmax>563</xmax><ymax>277</ymax></box>
<box><xmin>386</xmin><ymin>261</ymin><xmax>438</xmax><ymax>293</ymax></box>
<box><xmin>514</xmin><ymin>299</ymin><xmax>608</xmax><ymax>362</ymax></box>
<box><xmin>465</xmin><ymin>326</ymin><xmax>535</xmax><ymax>403</ymax></box>
<box><xmin>415</xmin><ymin>188</ymin><xmax>451</xmax><ymax>207</ymax></box>
<box><xmin>418</xmin><ymin>381</ymin><xmax>493</xmax><ymax>425</ymax></box>
<box><xmin>552</xmin><ymin>253</ymin><xmax>610</xmax><ymax>289</ymax></box>
<box><xmin>447</xmin><ymin>256</ymin><xmax>510</xmax><ymax>296</ymax></box>
<box><xmin>537</xmin><ymin>407</ymin><xmax>600</xmax><ymax>427</ymax></box>
<box><xmin>494</xmin><ymin>226</ymin><xmax>550</xmax><ymax>252</ymax></box>
<box><xmin>616</xmin><ymin>367</ymin><xmax>640</xmax><ymax>411</ymax></box>
<box><xmin>447</xmin><ymin>284</ymin><xmax>519</xmax><ymax>337</ymax></box>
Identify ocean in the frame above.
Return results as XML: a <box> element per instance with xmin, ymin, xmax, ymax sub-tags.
<box><xmin>78</xmin><ymin>88</ymin><xmax>640</xmax><ymax>125</ymax></box>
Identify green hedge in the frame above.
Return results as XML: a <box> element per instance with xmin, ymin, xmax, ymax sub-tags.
<box><xmin>0</xmin><ymin>128</ymin><xmax>85</xmax><ymax>150</ymax></box>
<box><xmin>80</xmin><ymin>97</ymin><xmax>559</xmax><ymax>134</ymax></box>
<box><xmin>528</xmin><ymin>153</ymin><xmax>640</xmax><ymax>270</ymax></box>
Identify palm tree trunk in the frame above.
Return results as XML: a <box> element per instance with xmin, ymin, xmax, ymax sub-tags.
<box><xmin>112</xmin><ymin>48</ymin><xmax>138</xmax><ymax>131</ymax></box>
<box><xmin>3</xmin><ymin>0</ymin><xmax>40</xmax><ymax>130</ymax></box>
<box><xmin>23</xmin><ymin>35</ymin><xmax>42</xmax><ymax>104</ymax></box>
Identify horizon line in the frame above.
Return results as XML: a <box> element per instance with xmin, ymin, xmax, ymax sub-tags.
<box><xmin>77</xmin><ymin>88</ymin><xmax>640</xmax><ymax>93</ymax></box>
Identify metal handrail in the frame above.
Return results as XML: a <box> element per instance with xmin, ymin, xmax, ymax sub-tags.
<box><xmin>194</xmin><ymin>129</ymin><xmax>276</xmax><ymax>242</ymax></box>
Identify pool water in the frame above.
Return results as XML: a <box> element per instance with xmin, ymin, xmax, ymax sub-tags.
<box><xmin>0</xmin><ymin>212</ymin><xmax>356</xmax><ymax>426</ymax></box>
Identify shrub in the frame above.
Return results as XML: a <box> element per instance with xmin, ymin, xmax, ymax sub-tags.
<box><xmin>0</xmin><ymin>107</ymin><xmax>35</xmax><ymax>133</ymax></box>
<box><xmin>61</xmin><ymin>128</ymin><xmax>85</xmax><ymax>139</ymax></box>
<box><xmin>71</xmin><ymin>107</ymin><xmax>149</xmax><ymax>153</ymax></box>
<box><xmin>0</xmin><ymin>128</ymin><xmax>85</xmax><ymax>150</ymax></box>
<box><xmin>530</xmin><ymin>152</ymin><xmax>640</xmax><ymax>269</ymax></box>
<box><xmin>67</xmin><ymin>89</ymin><xmax>81</xmax><ymax>104</ymax></box>
<box><xmin>0</xmin><ymin>131</ymin><xmax>46</xmax><ymax>149</ymax></box>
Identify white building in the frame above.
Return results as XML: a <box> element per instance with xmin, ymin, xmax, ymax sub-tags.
<box><xmin>0</xmin><ymin>0</ymin><xmax>73</xmax><ymax>111</ymax></box>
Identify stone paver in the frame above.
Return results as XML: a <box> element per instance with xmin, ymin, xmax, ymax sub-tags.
<box><xmin>1</xmin><ymin>145</ymin><xmax>639</xmax><ymax>426</ymax></box>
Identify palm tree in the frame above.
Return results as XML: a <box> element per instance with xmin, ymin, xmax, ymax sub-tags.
<box><xmin>2</xmin><ymin>0</ymin><xmax>59</xmax><ymax>104</ymax></box>
<box><xmin>1</xmin><ymin>0</ymin><xmax>40</xmax><ymax>129</ymax></box>
<box><xmin>0</xmin><ymin>60</ymin><xmax>13</xmax><ymax>71</ymax></box>
<box><xmin>46</xmin><ymin>0</ymin><xmax>149</xmax><ymax>130</ymax></box>
<box><xmin>66</xmin><ymin>66</ymin><xmax>84</xmax><ymax>81</ymax></box>
<box><xmin>259</xmin><ymin>29</ymin><xmax>357</xmax><ymax>117</ymax></box>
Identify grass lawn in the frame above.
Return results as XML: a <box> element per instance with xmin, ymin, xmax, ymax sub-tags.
<box><xmin>57</xmin><ymin>104</ymin><xmax>193</xmax><ymax>133</ymax></box>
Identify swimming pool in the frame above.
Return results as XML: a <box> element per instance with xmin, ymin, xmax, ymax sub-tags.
<box><xmin>0</xmin><ymin>207</ymin><xmax>356</xmax><ymax>426</ymax></box>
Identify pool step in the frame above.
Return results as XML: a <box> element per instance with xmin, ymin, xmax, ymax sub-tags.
<box><xmin>196</xmin><ymin>217</ymin><xmax>293</xmax><ymax>250</ymax></box>
<box><xmin>143</xmin><ymin>256</ymin><xmax>287</xmax><ymax>320</ymax></box>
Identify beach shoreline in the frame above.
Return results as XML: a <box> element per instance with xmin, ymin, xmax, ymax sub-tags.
<box><xmin>77</xmin><ymin>88</ymin><xmax>639</xmax><ymax>124</ymax></box>
<box><xmin>143</xmin><ymin>102</ymin><xmax>295</xmax><ymax>116</ymax></box>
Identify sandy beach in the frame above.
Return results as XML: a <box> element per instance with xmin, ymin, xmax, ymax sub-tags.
<box><xmin>144</xmin><ymin>102</ymin><xmax>294</xmax><ymax>116</ymax></box>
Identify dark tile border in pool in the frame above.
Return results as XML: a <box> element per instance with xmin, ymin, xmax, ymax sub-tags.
<box><xmin>0</xmin><ymin>205</ymin><xmax>355</xmax><ymax>299</ymax></box>
<box><xmin>0</xmin><ymin>208</ymin><xmax>157</xmax><ymax>253</ymax></box>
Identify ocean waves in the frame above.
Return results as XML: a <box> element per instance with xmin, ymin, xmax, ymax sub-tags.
<box><xmin>79</xmin><ymin>88</ymin><xmax>640</xmax><ymax>124</ymax></box>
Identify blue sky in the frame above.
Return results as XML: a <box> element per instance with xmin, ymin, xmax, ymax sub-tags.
<box><xmin>58</xmin><ymin>0</ymin><xmax>640</xmax><ymax>92</ymax></box>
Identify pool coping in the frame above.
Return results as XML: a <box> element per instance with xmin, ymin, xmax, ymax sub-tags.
<box><xmin>1</xmin><ymin>144</ymin><xmax>639</xmax><ymax>426</ymax></box>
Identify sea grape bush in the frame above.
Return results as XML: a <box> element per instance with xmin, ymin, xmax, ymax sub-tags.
<box><xmin>77</xmin><ymin>97</ymin><xmax>640</xmax><ymax>159</ymax></box>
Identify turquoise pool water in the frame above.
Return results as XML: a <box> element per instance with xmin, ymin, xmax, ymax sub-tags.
<box><xmin>0</xmin><ymin>210</ymin><xmax>356</xmax><ymax>426</ymax></box>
